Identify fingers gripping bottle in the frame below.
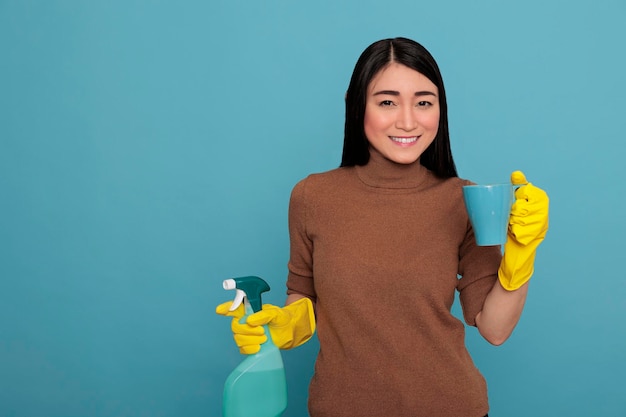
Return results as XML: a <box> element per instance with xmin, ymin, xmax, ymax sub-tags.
<box><xmin>222</xmin><ymin>276</ymin><xmax>288</xmax><ymax>417</ymax></box>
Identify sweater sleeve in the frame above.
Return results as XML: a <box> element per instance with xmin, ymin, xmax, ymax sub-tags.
<box><xmin>286</xmin><ymin>178</ymin><xmax>317</xmax><ymax>300</ymax></box>
<box><xmin>457</xmin><ymin>220</ymin><xmax>501</xmax><ymax>326</ymax></box>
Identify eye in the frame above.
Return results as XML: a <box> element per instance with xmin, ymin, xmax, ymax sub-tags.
<box><xmin>417</xmin><ymin>100</ymin><xmax>432</xmax><ymax>107</ymax></box>
<box><xmin>379</xmin><ymin>100</ymin><xmax>395</xmax><ymax>107</ymax></box>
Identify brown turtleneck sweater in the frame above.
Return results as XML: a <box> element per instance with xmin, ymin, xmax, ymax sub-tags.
<box><xmin>286</xmin><ymin>150</ymin><xmax>502</xmax><ymax>417</ymax></box>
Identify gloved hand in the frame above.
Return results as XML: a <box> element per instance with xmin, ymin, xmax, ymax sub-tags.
<box><xmin>498</xmin><ymin>171</ymin><xmax>549</xmax><ymax>291</ymax></box>
<box><xmin>216</xmin><ymin>297</ymin><xmax>316</xmax><ymax>355</ymax></box>
<box><xmin>216</xmin><ymin>300</ymin><xmax>266</xmax><ymax>355</ymax></box>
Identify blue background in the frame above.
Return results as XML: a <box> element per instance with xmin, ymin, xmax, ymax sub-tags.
<box><xmin>1</xmin><ymin>1</ymin><xmax>625</xmax><ymax>416</ymax></box>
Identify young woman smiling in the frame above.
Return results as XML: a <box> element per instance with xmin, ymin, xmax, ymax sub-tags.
<box><xmin>217</xmin><ymin>37</ymin><xmax>549</xmax><ymax>417</ymax></box>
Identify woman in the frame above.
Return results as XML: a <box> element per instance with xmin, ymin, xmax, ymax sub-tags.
<box><xmin>217</xmin><ymin>37</ymin><xmax>549</xmax><ymax>417</ymax></box>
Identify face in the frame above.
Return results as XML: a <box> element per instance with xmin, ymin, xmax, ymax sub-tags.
<box><xmin>364</xmin><ymin>63</ymin><xmax>440</xmax><ymax>165</ymax></box>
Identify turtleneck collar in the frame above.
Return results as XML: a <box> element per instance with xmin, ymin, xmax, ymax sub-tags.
<box><xmin>354</xmin><ymin>148</ymin><xmax>431</xmax><ymax>189</ymax></box>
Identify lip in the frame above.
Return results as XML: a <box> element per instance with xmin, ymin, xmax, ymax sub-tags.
<box><xmin>390</xmin><ymin>136</ymin><xmax>419</xmax><ymax>146</ymax></box>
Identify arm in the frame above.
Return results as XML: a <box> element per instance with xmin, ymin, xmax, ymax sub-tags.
<box><xmin>475</xmin><ymin>171</ymin><xmax>548</xmax><ymax>345</ymax></box>
<box><xmin>475</xmin><ymin>281</ymin><xmax>528</xmax><ymax>345</ymax></box>
<box><xmin>286</xmin><ymin>292</ymin><xmax>312</xmax><ymax>306</ymax></box>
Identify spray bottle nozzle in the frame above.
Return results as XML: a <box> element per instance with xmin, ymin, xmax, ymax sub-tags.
<box><xmin>223</xmin><ymin>276</ymin><xmax>270</xmax><ymax>314</ymax></box>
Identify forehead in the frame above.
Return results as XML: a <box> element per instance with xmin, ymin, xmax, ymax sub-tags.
<box><xmin>368</xmin><ymin>63</ymin><xmax>437</xmax><ymax>93</ymax></box>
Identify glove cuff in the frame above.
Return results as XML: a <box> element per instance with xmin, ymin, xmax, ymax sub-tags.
<box><xmin>273</xmin><ymin>298</ymin><xmax>316</xmax><ymax>349</ymax></box>
<box><xmin>498</xmin><ymin>266</ymin><xmax>533</xmax><ymax>291</ymax></box>
<box><xmin>498</xmin><ymin>248</ymin><xmax>536</xmax><ymax>291</ymax></box>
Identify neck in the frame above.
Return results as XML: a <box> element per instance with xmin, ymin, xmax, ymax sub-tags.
<box><xmin>354</xmin><ymin>148</ymin><xmax>430</xmax><ymax>189</ymax></box>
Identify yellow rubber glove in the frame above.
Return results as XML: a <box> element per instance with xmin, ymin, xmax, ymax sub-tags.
<box><xmin>216</xmin><ymin>300</ymin><xmax>267</xmax><ymax>355</ymax></box>
<box><xmin>216</xmin><ymin>297</ymin><xmax>316</xmax><ymax>355</ymax></box>
<box><xmin>498</xmin><ymin>171</ymin><xmax>549</xmax><ymax>291</ymax></box>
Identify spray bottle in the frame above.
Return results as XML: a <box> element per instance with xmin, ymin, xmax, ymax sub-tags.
<box><xmin>222</xmin><ymin>276</ymin><xmax>288</xmax><ymax>417</ymax></box>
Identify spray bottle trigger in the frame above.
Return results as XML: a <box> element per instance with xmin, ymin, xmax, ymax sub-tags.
<box><xmin>223</xmin><ymin>279</ymin><xmax>246</xmax><ymax>312</ymax></box>
<box><xmin>230</xmin><ymin>290</ymin><xmax>245</xmax><ymax>312</ymax></box>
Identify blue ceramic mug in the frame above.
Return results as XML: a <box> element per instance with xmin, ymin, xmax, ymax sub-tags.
<box><xmin>462</xmin><ymin>183</ymin><xmax>514</xmax><ymax>246</ymax></box>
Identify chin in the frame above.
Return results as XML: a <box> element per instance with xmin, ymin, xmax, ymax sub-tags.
<box><xmin>390</xmin><ymin>154</ymin><xmax>421</xmax><ymax>165</ymax></box>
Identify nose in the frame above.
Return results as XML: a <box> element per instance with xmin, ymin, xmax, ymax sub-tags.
<box><xmin>395</xmin><ymin>106</ymin><xmax>417</xmax><ymax>131</ymax></box>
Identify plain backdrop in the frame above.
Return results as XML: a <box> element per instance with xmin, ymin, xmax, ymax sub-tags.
<box><xmin>1</xmin><ymin>1</ymin><xmax>625</xmax><ymax>416</ymax></box>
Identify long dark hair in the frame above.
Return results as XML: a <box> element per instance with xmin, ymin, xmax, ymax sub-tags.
<box><xmin>340</xmin><ymin>37</ymin><xmax>457</xmax><ymax>178</ymax></box>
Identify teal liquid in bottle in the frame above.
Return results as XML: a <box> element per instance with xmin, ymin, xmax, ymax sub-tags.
<box><xmin>222</xmin><ymin>277</ymin><xmax>288</xmax><ymax>417</ymax></box>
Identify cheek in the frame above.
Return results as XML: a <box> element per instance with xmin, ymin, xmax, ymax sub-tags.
<box><xmin>363</xmin><ymin>110</ymin><xmax>379</xmax><ymax>139</ymax></box>
<box><xmin>421</xmin><ymin>111</ymin><xmax>440</xmax><ymax>132</ymax></box>
<box><xmin>364</xmin><ymin>108</ymin><xmax>391</xmax><ymax>134</ymax></box>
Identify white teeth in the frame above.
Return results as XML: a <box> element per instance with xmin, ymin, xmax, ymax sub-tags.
<box><xmin>391</xmin><ymin>136</ymin><xmax>417</xmax><ymax>144</ymax></box>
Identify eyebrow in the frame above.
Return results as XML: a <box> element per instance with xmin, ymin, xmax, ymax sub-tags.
<box><xmin>372</xmin><ymin>90</ymin><xmax>437</xmax><ymax>97</ymax></box>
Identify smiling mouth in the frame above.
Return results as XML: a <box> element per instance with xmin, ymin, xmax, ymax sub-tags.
<box><xmin>390</xmin><ymin>136</ymin><xmax>418</xmax><ymax>144</ymax></box>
